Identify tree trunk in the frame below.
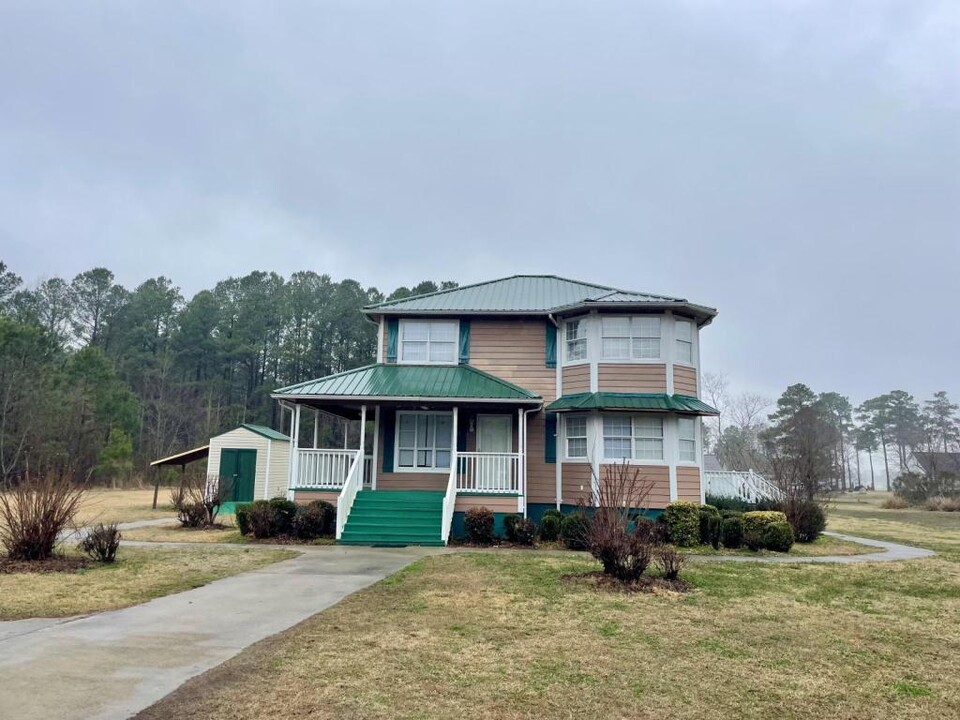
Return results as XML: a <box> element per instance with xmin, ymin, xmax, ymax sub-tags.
<box><xmin>880</xmin><ymin>434</ymin><xmax>891</xmax><ymax>490</ymax></box>
<box><xmin>868</xmin><ymin>451</ymin><xmax>875</xmax><ymax>491</ymax></box>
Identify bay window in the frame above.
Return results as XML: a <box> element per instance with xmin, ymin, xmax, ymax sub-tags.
<box><xmin>675</xmin><ymin>319</ymin><xmax>693</xmax><ymax>364</ymax></box>
<box><xmin>565</xmin><ymin>318</ymin><xmax>587</xmax><ymax>362</ymax></box>
<box><xmin>399</xmin><ymin>320</ymin><xmax>457</xmax><ymax>364</ymax></box>
<box><xmin>565</xmin><ymin>415</ymin><xmax>588</xmax><ymax>458</ymax></box>
<box><xmin>602</xmin><ymin>414</ymin><xmax>664</xmax><ymax>461</ymax></box>
<box><xmin>396</xmin><ymin>412</ymin><xmax>453</xmax><ymax>471</ymax></box>
<box><xmin>678</xmin><ymin>417</ymin><xmax>697</xmax><ymax>462</ymax></box>
<box><xmin>601</xmin><ymin>316</ymin><xmax>661</xmax><ymax>360</ymax></box>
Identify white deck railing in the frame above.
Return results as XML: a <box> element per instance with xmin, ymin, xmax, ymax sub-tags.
<box><xmin>704</xmin><ymin>470</ymin><xmax>782</xmax><ymax>502</ymax></box>
<box><xmin>457</xmin><ymin>452</ymin><xmax>521</xmax><ymax>494</ymax></box>
<box><xmin>441</xmin><ymin>459</ymin><xmax>458</xmax><ymax>545</ymax></box>
<box><xmin>335</xmin><ymin>450</ymin><xmax>364</xmax><ymax>540</ymax></box>
<box><xmin>296</xmin><ymin>449</ymin><xmax>358</xmax><ymax>489</ymax></box>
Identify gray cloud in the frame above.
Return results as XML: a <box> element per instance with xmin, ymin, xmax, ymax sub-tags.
<box><xmin>1</xmin><ymin>0</ymin><xmax>958</xmax><ymax>403</ymax></box>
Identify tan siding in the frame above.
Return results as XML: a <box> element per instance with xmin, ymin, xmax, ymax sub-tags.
<box><xmin>595</xmin><ymin>464</ymin><xmax>671</xmax><ymax>508</ymax></box>
<box><xmin>562</xmin><ymin>463</ymin><xmax>593</xmax><ymax>505</ymax></box>
<box><xmin>455</xmin><ymin>495</ymin><xmax>520</xmax><ymax>513</ymax></box>
<box><xmin>562</xmin><ymin>364</ymin><xmax>591</xmax><ymax>394</ymax></box>
<box><xmin>266</xmin><ymin>441</ymin><xmax>290</xmax><ymax>499</ymax></box>
<box><xmin>469</xmin><ymin>319</ymin><xmax>556</xmax><ymax>401</ymax></box>
<box><xmin>677</xmin><ymin>466</ymin><xmax>702</xmax><ymax>502</ymax></box>
<box><xmin>597</xmin><ymin>364</ymin><xmax>667</xmax><ymax>393</ymax></box>
<box><xmin>376</xmin><ymin>472</ymin><xmax>447</xmax><ymax>491</ymax></box>
<box><xmin>526</xmin><ymin>413</ymin><xmax>555</xmax><ymax>504</ymax></box>
<box><xmin>674</xmin><ymin>366</ymin><xmax>698</xmax><ymax>396</ymax></box>
<box><xmin>293</xmin><ymin>490</ymin><xmax>340</xmax><ymax>506</ymax></box>
<box><xmin>208</xmin><ymin>428</ymin><xmax>270</xmax><ymax>500</ymax></box>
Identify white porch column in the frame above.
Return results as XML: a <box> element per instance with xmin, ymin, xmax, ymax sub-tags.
<box><xmin>518</xmin><ymin>407</ymin><xmax>525</xmax><ymax>515</ymax></box>
<box><xmin>371</xmin><ymin>405</ymin><xmax>380</xmax><ymax>490</ymax></box>
<box><xmin>287</xmin><ymin>404</ymin><xmax>301</xmax><ymax>500</ymax></box>
<box><xmin>452</xmin><ymin>405</ymin><xmax>459</xmax><ymax>487</ymax></box>
<box><xmin>313</xmin><ymin>408</ymin><xmax>319</xmax><ymax>449</ymax></box>
<box><xmin>359</xmin><ymin>404</ymin><xmax>367</xmax><ymax>454</ymax></box>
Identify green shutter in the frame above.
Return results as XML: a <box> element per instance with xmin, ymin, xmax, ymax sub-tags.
<box><xmin>386</xmin><ymin>318</ymin><xmax>399</xmax><ymax>363</ymax></box>
<box><xmin>381</xmin><ymin>408</ymin><xmax>396</xmax><ymax>472</ymax></box>
<box><xmin>545</xmin><ymin>414</ymin><xmax>557</xmax><ymax>464</ymax></box>
<box><xmin>458</xmin><ymin>320</ymin><xmax>471</xmax><ymax>365</ymax></box>
<box><xmin>545</xmin><ymin>323</ymin><xmax>557</xmax><ymax>368</ymax></box>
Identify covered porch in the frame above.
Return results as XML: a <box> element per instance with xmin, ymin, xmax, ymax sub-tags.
<box><xmin>272</xmin><ymin>364</ymin><xmax>543</xmax><ymax>543</ymax></box>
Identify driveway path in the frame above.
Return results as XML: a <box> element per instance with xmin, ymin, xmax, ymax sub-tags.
<box><xmin>689</xmin><ymin>531</ymin><xmax>935</xmax><ymax>564</ymax></box>
<box><xmin>0</xmin><ymin>544</ymin><xmax>437</xmax><ymax>720</ymax></box>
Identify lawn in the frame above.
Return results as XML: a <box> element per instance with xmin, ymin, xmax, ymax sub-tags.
<box><xmin>121</xmin><ymin>523</ymin><xmax>336</xmax><ymax>546</ymax></box>
<box><xmin>0</xmin><ymin>545</ymin><xmax>296</xmax><ymax>620</ymax></box>
<box><xmin>75</xmin><ymin>487</ymin><xmax>178</xmax><ymax>526</ymax></box>
<box><xmin>138</xmin><ymin>507</ymin><xmax>960</xmax><ymax>720</ymax></box>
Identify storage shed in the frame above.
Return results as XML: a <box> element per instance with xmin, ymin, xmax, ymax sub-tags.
<box><xmin>208</xmin><ymin>424</ymin><xmax>290</xmax><ymax>503</ymax></box>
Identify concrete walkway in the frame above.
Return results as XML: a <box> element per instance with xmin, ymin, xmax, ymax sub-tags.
<box><xmin>688</xmin><ymin>531</ymin><xmax>935</xmax><ymax>564</ymax></box>
<box><xmin>0</xmin><ymin>544</ymin><xmax>437</xmax><ymax>720</ymax></box>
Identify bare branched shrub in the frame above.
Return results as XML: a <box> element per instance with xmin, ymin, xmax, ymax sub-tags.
<box><xmin>78</xmin><ymin>522</ymin><xmax>122</xmax><ymax>563</ymax></box>
<box><xmin>0</xmin><ymin>476</ymin><xmax>86</xmax><ymax>561</ymax></box>
<box><xmin>582</xmin><ymin>461</ymin><xmax>659</xmax><ymax>583</ymax></box>
<box><xmin>170</xmin><ymin>471</ymin><xmax>233</xmax><ymax>528</ymax></box>
<box><xmin>656</xmin><ymin>546</ymin><xmax>686</xmax><ymax>580</ymax></box>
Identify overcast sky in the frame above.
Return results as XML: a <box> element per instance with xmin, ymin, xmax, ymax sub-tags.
<box><xmin>1</xmin><ymin>1</ymin><xmax>957</xmax><ymax>406</ymax></box>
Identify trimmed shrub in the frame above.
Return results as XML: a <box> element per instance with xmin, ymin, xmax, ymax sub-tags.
<box><xmin>700</xmin><ymin>504</ymin><xmax>720</xmax><ymax>517</ymax></box>
<box><xmin>743</xmin><ymin>511</ymin><xmax>788</xmax><ymax>551</ymax></box>
<box><xmin>661</xmin><ymin>502</ymin><xmax>701</xmax><ymax>547</ymax></box>
<box><xmin>762</xmin><ymin>521</ymin><xmax>795</xmax><ymax>552</ymax></box>
<box><xmin>78</xmin><ymin>523</ymin><xmax>121</xmax><ymax>563</ymax></box>
<box><xmin>542</xmin><ymin>508</ymin><xmax>564</xmax><ymax>521</ymax></box>
<box><xmin>235</xmin><ymin>503</ymin><xmax>253</xmax><ymax>535</ymax></box>
<box><xmin>465</xmin><ymin>507</ymin><xmax>496</xmax><ymax>545</ymax></box>
<box><xmin>784</xmin><ymin>499</ymin><xmax>827</xmax><ymax>543</ymax></box>
<box><xmin>720</xmin><ymin>516</ymin><xmax>744</xmax><ymax>548</ymax></box>
<box><xmin>538</xmin><ymin>514</ymin><xmax>561</xmax><ymax>542</ymax></box>
<box><xmin>633</xmin><ymin>516</ymin><xmax>666</xmax><ymax>545</ymax></box>
<box><xmin>293</xmin><ymin>501</ymin><xmax>333</xmax><ymax>540</ymax></box>
<box><xmin>512</xmin><ymin>518</ymin><xmax>537</xmax><ymax>546</ymax></box>
<box><xmin>656</xmin><ymin>545</ymin><xmax>686</xmax><ymax>580</ymax></box>
<box><xmin>248</xmin><ymin>500</ymin><xmax>276</xmax><ymax>539</ymax></box>
<box><xmin>699</xmin><ymin>510</ymin><xmax>722</xmax><ymax>549</ymax></box>
<box><xmin>560</xmin><ymin>512</ymin><xmax>590</xmax><ymax>550</ymax></box>
<box><xmin>503</xmin><ymin>513</ymin><xmax>523</xmax><ymax>542</ymax></box>
<box><xmin>268</xmin><ymin>497</ymin><xmax>298</xmax><ymax>536</ymax></box>
<box><xmin>178</xmin><ymin>501</ymin><xmax>209</xmax><ymax>528</ymax></box>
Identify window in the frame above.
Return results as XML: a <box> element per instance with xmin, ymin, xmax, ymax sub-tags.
<box><xmin>565</xmin><ymin>415</ymin><xmax>588</xmax><ymax>458</ymax></box>
<box><xmin>396</xmin><ymin>412</ymin><xmax>453</xmax><ymax>470</ymax></box>
<box><xmin>675</xmin><ymin>319</ymin><xmax>693</xmax><ymax>364</ymax></box>
<box><xmin>602</xmin><ymin>414</ymin><xmax>664</xmax><ymax>460</ymax></box>
<box><xmin>678</xmin><ymin>417</ymin><xmax>697</xmax><ymax>462</ymax></box>
<box><xmin>399</xmin><ymin>320</ymin><xmax>457</xmax><ymax>364</ymax></box>
<box><xmin>565</xmin><ymin>319</ymin><xmax>587</xmax><ymax>362</ymax></box>
<box><xmin>601</xmin><ymin>316</ymin><xmax>661</xmax><ymax>360</ymax></box>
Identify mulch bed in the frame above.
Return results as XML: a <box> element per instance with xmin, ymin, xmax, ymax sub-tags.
<box><xmin>561</xmin><ymin>570</ymin><xmax>690</xmax><ymax>594</ymax></box>
<box><xmin>0</xmin><ymin>555</ymin><xmax>90</xmax><ymax>574</ymax></box>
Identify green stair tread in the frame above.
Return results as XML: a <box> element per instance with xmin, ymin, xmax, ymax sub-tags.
<box><xmin>340</xmin><ymin>489</ymin><xmax>444</xmax><ymax>547</ymax></box>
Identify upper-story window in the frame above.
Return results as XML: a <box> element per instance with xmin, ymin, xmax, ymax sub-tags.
<box><xmin>565</xmin><ymin>319</ymin><xmax>587</xmax><ymax>362</ymax></box>
<box><xmin>399</xmin><ymin>320</ymin><xmax>457</xmax><ymax>364</ymax></box>
<box><xmin>565</xmin><ymin>415</ymin><xmax>588</xmax><ymax>458</ymax></box>
<box><xmin>602</xmin><ymin>414</ymin><xmax>664</xmax><ymax>461</ymax></box>
<box><xmin>601</xmin><ymin>316</ymin><xmax>661</xmax><ymax>360</ymax></box>
<box><xmin>678</xmin><ymin>417</ymin><xmax>697</xmax><ymax>462</ymax></box>
<box><xmin>675</xmin><ymin>319</ymin><xmax>693</xmax><ymax>364</ymax></box>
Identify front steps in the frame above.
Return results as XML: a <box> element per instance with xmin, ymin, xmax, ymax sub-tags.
<box><xmin>339</xmin><ymin>490</ymin><xmax>445</xmax><ymax>546</ymax></box>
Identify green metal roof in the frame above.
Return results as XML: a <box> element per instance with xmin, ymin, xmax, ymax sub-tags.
<box><xmin>545</xmin><ymin>392</ymin><xmax>719</xmax><ymax>415</ymax></box>
<box><xmin>365</xmin><ymin>275</ymin><xmax>689</xmax><ymax>314</ymax></box>
<box><xmin>273</xmin><ymin>364</ymin><xmax>541</xmax><ymax>403</ymax></box>
<box><xmin>241</xmin><ymin>424</ymin><xmax>290</xmax><ymax>441</ymax></box>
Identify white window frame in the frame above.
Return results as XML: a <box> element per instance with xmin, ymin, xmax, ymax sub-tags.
<box><xmin>398</xmin><ymin>319</ymin><xmax>459</xmax><ymax>365</ymax></box>
<box><xmin>394</xmin><ymin>410</ymin><xmax>454</xmax><ymax>473</ymax></box>
<box><xmin>564</xmin><ymin>318</ymin><xmax>588</xmax><ymax>363</ymax></box>
<box><xmin>564</xmin><ymin>414</ymin><xmax>588</xmax><ymax>459</ymax></box>
<box><xmin>601</xmin><ymin>413</ymin><xmax>665</xmax><ymax>462</ymax></box>
<box><xmin>674</xmin><ymin>319</ymin><xmax>694</xmax><ymax>365</ymax></box>
<box><xmin>678</xmin><ymin>416</ymin><xmax>697</xmax><ymax>463</ymax></box>
<box><xmin>601</xmin><ymin>316</ymin><xmax>662</xmax><ymax>361</ymax></box>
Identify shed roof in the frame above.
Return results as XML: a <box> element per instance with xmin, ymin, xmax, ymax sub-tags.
<box><xmin>273</xmin><ymin>364</ymin><xmax>541</xmax><ymax>403</ymax></box>
<box><xmin>545</xmin><ymin>392</ymin><xmax>719</xmax><ymax>415</ymax></box>
<box><xmin>240</xmin><ymin>424</ymin><xmax>289</xmax><ymax>441</ymax></box>
<box><xmin>150</xmin><ymin>444</ymin><xmax>210</xmax><ymax>467</ymax></box>
<box><xmin>364</xmin><ymin>275</ymin><xmax>715</xmax><ymax>324</ymax></box>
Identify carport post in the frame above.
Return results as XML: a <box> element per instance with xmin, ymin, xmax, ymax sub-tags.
<box><xmin>152</xmin><ymin>465</ymin><xmax>161</xmax><ymax>509</ymax></box>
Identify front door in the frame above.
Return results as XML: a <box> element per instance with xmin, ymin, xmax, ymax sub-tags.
<box><xmin>476</xmin><ymin>415</ymin><xmax>512</xmax><ymax>491</ymax></box>
<box><xmin>218</xmin><ymin>448</ymin><xmax>257</xmax><ymax>502</ymax></box>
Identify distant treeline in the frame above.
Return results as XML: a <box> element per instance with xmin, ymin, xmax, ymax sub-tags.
<box><xmin>0</xmin><ymin>260</ymin><xmax>454</xmax><ymax>483</ymax></box>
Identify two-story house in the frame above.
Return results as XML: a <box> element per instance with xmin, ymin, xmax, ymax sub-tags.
<box><xmin>272</xmin><ymin>275</ymin><xmax>718</xmax><ymax>545</ymax></box>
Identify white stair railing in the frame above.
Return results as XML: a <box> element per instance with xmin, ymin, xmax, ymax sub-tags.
<box><xmin>704</xmin><ymin>469</ymin><xmax>783</xmax><ymax>502</ymax></box>
<box><xmin>441</xmin><ymin>460</ymin><xmax>458</xmax><ymax>545</ymax></box>
<box><xmin>335</xmin><ymin>450</ymin><xmax>364</xmax><ymax>540</ymax></box>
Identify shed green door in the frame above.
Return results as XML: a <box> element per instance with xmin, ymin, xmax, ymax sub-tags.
<box><xmin>218</xmin><ymin>448</ymin><xmax>257</xmax><ymax>502</ymax></box>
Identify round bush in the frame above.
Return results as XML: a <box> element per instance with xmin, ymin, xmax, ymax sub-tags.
<box><xmin>742</xmin><ymin>511</ymin><xmax>788</xmax><ymax>551</ymax></box>
<box><xmin>268</xmin><ymin>497</ymin><xmax>298</xmax><ymax>536</ymax></box>
<box><xmin>293</xmin><ymin>500</ymin><xmax>335</xmax><ymax>540</ymax></box>
<box><xmin>235</xmin><ymin>503</ymin><xmax>253</xmax><ymax>535</ymax></box>
<box><xmin>560</xmin><ymin>512</ymin><xmax>590</xmax><ymax>550</ymax></box>
<box><xmin>542</xmin><ymin>508</ymin><xmax>564</xmax><ymax>521</ymax></box>
<box><xmin>248</xmin><ymin>500</ymin><xmax>276</xmax><ymax>539</ymax></box>
<box><xmin>539</xmin><ymin>514</ymin><xmax>561</xmax><ymax>542</ymax></box>
<box><xmin>503</xmin><ymin>513</ymin><xmax>523</xmax><ymax>542</ymax></box>
<box><xmin>699</xmin><ymin>510</ymin><xmax>722</xmax><ymax>549</ymax></box>
<box><xmin>762</xmin><ymin>521</ymin><xmax>795</xmax><ymax>552</ymax></box>
<box><xmin>787</xmin><ymin>500</ymin><xmax>827</xmax><ymax>543</ymax></box>
<box><xmin>464</xmin><ymin>506</ymin><xmax>496</xmax><ymax>545</ymax></box>
<box><xmin>661</xmin><ymin>502</ymin><xmax>701</xmax><ymax>547</ymax></box>
<box><xmin>512</xmin><ymin>518</ymin><xmax>537</xmax><ymax>546</ymax></box>
<box><xmin>720</xmin><ymin>516</ymin><xmax>744</xmax><ymax>548</ymax></box>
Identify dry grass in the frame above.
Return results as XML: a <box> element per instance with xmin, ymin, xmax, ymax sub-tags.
<box><xmin>0</xmin><ymin>546</ymin><xmax>296</xmax><ymax>620</ymax></box>
<box><xmin>122</xmin><ymin>524</ymin><xmax>245</xmax><ymax>544</ymax></box>
<box><xmin>138</xmin><ymin>507</ymin><xmax>960</xmax><ymax>720</ymax></box>
<box><xmin>74</xmin><ymin>488</ymin><xmax>178</xmax><ymax>526</ymax></box>
<box><xmin>679</xmin><ymin>534</ymin><xmax>880</xmax><ymax>558</ymax></box>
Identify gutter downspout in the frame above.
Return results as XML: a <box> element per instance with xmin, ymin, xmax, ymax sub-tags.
<box><xmin>521</xmin><ymin>405</ymin><xmax>541</xmax><ymax>519</ymax></box>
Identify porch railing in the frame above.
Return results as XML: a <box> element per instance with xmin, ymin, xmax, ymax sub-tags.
<box><xmin>457</xmin><ymin>452</ymin><xmax>521</xmax><ymax>494</ymax></box>
<box><xmin>296</xmin><ymin>449</ymin><xmax>357</xmax><ymax>489</ymax></box>
<box><xmin>335</xmin><ymin>450</ymin><xmax>364</xmax><ymax>540</ymax></box>
<box><xmin>704</xmin><ymin>470</ymin><xmax>782</xmax><ymax>502</ymax></box>
<box><xmin>441</xmin><ymin>459</ymin><xmax>457</xmax><ymax>544</ymax></box>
